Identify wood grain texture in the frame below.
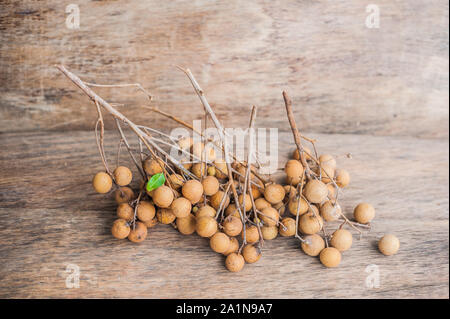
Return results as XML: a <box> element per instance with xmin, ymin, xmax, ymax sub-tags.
<box><xmin>0</xmin><ymin>130</ymin><xmax>448</xmax><ymax>298</ymax></box>
<box><xmin>0</xmin><ymin>0</ymin><xmax>448</xmax><ymax>137</ymax></box>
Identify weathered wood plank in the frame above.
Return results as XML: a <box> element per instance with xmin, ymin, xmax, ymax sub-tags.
<box><xmin>0</xmin><ymin>130</ymin><xmax>448</xmax><ymax>298</ymax></box>
<box><xmin>0</xmin><ymin>0</ymin><xmax>448</xmax><ymax>137</ymax></box>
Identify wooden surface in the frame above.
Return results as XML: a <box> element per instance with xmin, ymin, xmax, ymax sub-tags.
<box><xmin>0</xmin><ymin>130</ymin><xmax>448</xmax><ymax>298</ymax></box>
<box><xmin>0</xmin><ymin>0</ymin><xmax>448</xmax><ymax>138</ymax></box>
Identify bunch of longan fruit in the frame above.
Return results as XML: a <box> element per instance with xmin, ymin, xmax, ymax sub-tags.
<box><xmin>92</xmin><ymin>136</ymin><xmax>399</xmax><ymax>273</ymax></box>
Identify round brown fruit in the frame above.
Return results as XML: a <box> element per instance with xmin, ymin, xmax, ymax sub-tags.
<box><xmin>330</xmin><ymin>229</ymin><xmax>353</xmax><ymax>252</ymax></box>
<box><xmin>210</xmin><ymin>232</ymin><xmax>230</xmax><ymax>254</ymax></box>
<box><xmin>202</xmin><ymin>176</ymin><xmax>220</xmax><ymax>196</ymax></box>
<box><xmin>238</xmin><ymin>194</ymin><xmax>252</xmax><ymax>212</ymax></box>
<box><xmin>293</xmin><ymin>146</ymin><xmax>313</xmax><ymax>161</ymax></box>
<box><xmin>261</xmin><ymin>225</ymin><xmax>278</xmax><ymax>240</ymax></box>
<box><xmin>223</xmin><ymin>237</ymin><xmax>239</xmax><ymax>256</ymax></box>
<box><xmin>143</xmin><ymin>217</ymin><xmax>158</xmax><ymax>228</ymax></box>
<box><xmin>319</xmin><ymin>247</ymin><xmax>341</xmax><ymax>268</ymax></box>
<box><xmin>111</xmin><ymin>219</ymin><xmax>130</xmax><ymax>239</ymax></box>
<box><xmin>303</xmin><ymin>180</ymin><xmax>328</xmax><ymax>204</ymax></box>
<box><xmin>113</xmin><ymin>166</ymin><xmax>132</xmax><ymax>186</ymax></box>
<box><xmin>182</xmin><ymin>180</ymin><xmax>204</xmax><ymax>204</ymax></box>
<box><xmin>156</xmin><ymin>208</ymin><xmax>176</xmax><ymax>224</ymax></box>
<box><xmin>319</xmin><ymin>154</ymin><xmax>337</xmax><ymax>169</ymax></box>
<box><xmin>260</xmin><ymin>207</ymin><xmax>280</xmax><ymax>227</ymax></box>
<box><xmin>353</xmin><ymin>202</ymin><xmax>375</xmax><ymax>224</ymax></box>
<box><xmin>241</xmin><ymin>225</ymin><xmax>260</xmax><ymax>244</ymax></box>
<box><xmin>225</xmin><ymin>253</ymin><xmax>245</xmax><ymax>272</ymax></box>
<box><xmin>223</xmin><ymin>216</ymin><xmax>243</xmax><ymax>237</ymax></box>
<box><xmin>320</xmin><ymin>201</ymin><xmax>341</xmax><ymax>222</ymax></box>
<box><xmin>214</xmin><ymin>160</ymin><xmax>228</xmax><ymax>179</ymax></box>
<box><xmin>264</xmin><ymin>184</ymin><xmax>285</xmax><ymax>204</ymax></box>
<box><xmin>378</xmin><ymin>234</ymin><xmax>400</xmax><ymax>256</ymax></box>
<box><xmin>301</xmin><ymin>234</ymin><xmax>325</xmax><ymax>256</ymax></box>
<box><xmin>299</xmin><ymin>212</ymin><xmax>323</xmax><ymax>235</ymax></box>
<box><xmin>93</xmin><ymin>172</ymin><xmax>113</xmax><ymax>194</ymax></box>
<box><xmin>127</xmin><ymin>221</ymin><xmax>148</xmax><ymax>243</ymax></box>
<box><xmin>170</xmin><ymin>197</ymin><xmax>192</xmax><ymax>218</ymax></box>
<box><xmin>143</xmin><ymin>158</ymin><xmax>164</xmax><ymax>176</ymax></box>
<box><xmin>279</xmin><ymin>217</ymin><xmax>296</xmax><ymax>237</ymax></box>
<box><xmin>285</xmin><ymin>159</ymin><xmax>304</xmax><ymax>186</ymax></box>
<box><xmin>255</xmin><ymin>198</ymin><xmax>271</xmax><ymax>211</ymax></box>
<box><xmin>153</xmin><ymin>185</ymin><xmax>174</xmax><ymax>208</ymax></box>
<box><xmin>137</xmin><ymin>201</ymin><xmax>156</xmax><ymax>222</ymax></box>
<box><xmin>335</xmin><ymin>168</ymin><xmax>350</xmax><ymax>188</ymax></box>
<box><xmin>210</xmin><ymin>191</ymin><xmax>230</xmax><ymax>210</ymax></box>
<box><xmin>117</xmin><ymin>203</ymin><xmax>134</xmax><ymax>221</ymax></box>
<box><xmin>242</xmin><ymin>244</ymin><xmax>261</xmax><ymax>264</ymax></box>
<box><xmin>114</xmin><ymin>187</ymin><xmax>135</xmax><ymax>204</ymax></box>
<box><xmin>176</xmin><ymin>214</ymin><xmax>196</xmax><ymax>235</ymax></box>
<box><xmin>196</xmin><ymin>205</ymin><xmax>216</xmax><ymax>218</ymax></box>
<box><xmin>191</xmin><ymin>162</ymin><xmax>207</xmax><ymax>179</ymax></box>
<box><xmin>169</xmin><ymin>173</ymin><xmax>184</xmax><ymax>190</ymax></box>
<box><xmin>196</xmin><ymin>216</ymin><xmax>218</xmax><ymax>238</ymax></box>
<box><xmin>288</xmin><ymin>196</ymin><xmax>309</xmax><ymax>216</ymax></box>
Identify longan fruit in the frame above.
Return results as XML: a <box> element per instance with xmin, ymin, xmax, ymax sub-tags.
<box><xmin>93</xmin><ymin>172</ymin><xmax>113</xmax><ymax>194</ymax></box>
<box><xmin>196</xmin><ymin>204</ymin><xmax>217</xmax><ymax>218</ymax></box>
<box><xmin>264</xmin><ymin>184</ymin><xmax>285</xmax><ymax>204</ymax></box>
<box><xmin>273</xmin><ymin>201</ymin><xmax>285</xmax><ymax>215</ymax></box>
<box><xmin>143</xmin><ymin>217</ymin><xmax>158</xmax><ymax>228</ymax></box>
<box><xmin>353</xmin><ymin>203</ymin><xmax>375</xmax><ymax>224</ymax></box>
<box><xmin>214</xmin><ymin>160</ymin><xmax>228</xmax><ymax>179</ymax></box>
<box><xmin>143</xmin><ymin>158</ymin><xmax>164</xmax><ymax>176</ymax></box>
<box><xmin>223</xmin><ymin>215</ymin><xmax>243</xmax><ymax>237</ymax></box>
<box><xmin>182</xmin><ymin>179</ymin><xmax>203</xmax><ymax>204</ymax></box>
<box><xmin>169</xmin><ymin>173</ymin><xmax>184</xmax><ymax>190</ymax></box>
<box><xmin>153</xmin><ymin>185</ymin><xmax>174</xmax><ymax>208</ymax></box>
<box><xmin>261</xmin><ymin>225</ymin><xmax>278</xmax><ymax>240</ymax></box>
<box><xmin>202</xmin><ymin>176</ymin><xmax>220</xmax><ymax>196</ymax></box>
<box><xmin>288</xmin><ymin>196</ymin><xmax>309</xmax><ymax>216</ymax></box>
<box><xmin>176</xmin><ymin>214</ymin><xmax>196</xmax><ymax>235</ymax></box>
<box><xmin>260</xmin><ymin>207</ymin><xmax>280</xmax><ymax>227</ymax></box>
<box><xmin>303</xmin><ymin>179</ymin><xmax>328</xmax><ymax>204</ymax></box>
<box><xmin>284</xmin><ymin>185</ymin><xmax>297</xmax><ymax>199</ymax></box>
<box><xmin>319</xmin><ymin>164</ymin><xmax>335</xmax><ymax>184</ymax></box>
<box><xmin>299</xmin><ymin>212</ymin><xmax>323</xmax><ymax>235</ymax></box>
<box><xmin>210</xmin><ymin>232</ymin><xmax>230</xmax><ymax>254</ymax></box>
<box><xmin>238</xmin><ymin>194</ymin><xmax>252</xmax><ymax>212</ymax></box>
<box><xmin>113</xmin><ymin>166</ymin><xmax>132</xmax><ymax>186</ymax></box>
<box><xmin>224</xmin><ymin>204</ymin><xmax>240</xmax><ymax>218</ymax></box>
<box><xmin>170</xmin><ymin>197</ymin><xmax>192</xmax><ymax>218</ymax></box>
<box><xmin>320</xmin><ymin>201</ymin><xmax>341</xmax><ymax>222</ymax></box>
<box><xmin>191</xmin><ymin>162</ymin><xmax>207</xmax><ymax>178</ymax></box>
<box><xmin>319</xmin><ymin>154</ymin><xmax>337</xmax><ymax>169</ymax></box>
<box><xmin>241</xmin><ymin>225</ymin><xmax>259</xmax><ymax>244</ymax></box>
<box><xmin>285</xmin><ymin>159</ymin><xmax>304</xmax><ymax>186</ymax></box>
<box><xmin>156</xmin><ymin>208</ymin><xmax>176</xmax><ymax>224</ymax></box>
<box><xmin>178</xmin><ymin>137</ymin><xmax>193</xmax><ymax>150</ymax></box>
<box><xmin>242</xmin><ymin>244</ymin><xmax>261</xmax><ymax>264</ymax></box>
<box><xmin>114</xmin><ymin>187</ymin><xmax>135</xmax><ymax>204</ymax></box>
<box><xmin>225</xmin><ymin>253</ymin><xmax>245</xmax><ymax>272</ymax></box>
<box><xmin>330</xmin><ymin>229</ymin><xmax>353</xmax><ymax>252</ymax></box>
<box><xmin>279</xmin><ymin>217</ymin><xmax>296</xmax><ymax>237</ymax></box>
<box><xmin>207</xmin><ymin>166</ymin><xmax>216</xmax><ymax>176</ymax></box>
<box><xmin>117</xmin><ymin>203</ymin><xmax>134</xmax><ymax>221</ymax></box>
<box><xmin>192</xmin><ymin>142</ymin><xmax>216</xmax><ymax>161</ymax></box>
<box><xmin>293</xmin><ymin>146</ymin><xmax>313</xmax><ymax>161</ymax></box>
<box><xmin>301</xmin><ymin>234</ymin><xmax>325</xmax><ymax>256</ymax></box>
<box><xmin>251</xmin><ymin>182</ymin><xmax>262</xmax><ymax>199</ymax></box>
<box><xmin>223</xmin><ymin>237</ymin><xmax>239</xmax><ymax>256</ymax></box>
<box><xmin>335</xmin><ymin>168</ymin><xmax>350</xmax><ymax>188</ymax></box>
<box><xmin>319</xmin><ymin>247</ymin><xmax>341</xmax><ymax>268</ymax></box>
<box><xmin>111</xmin><ymin>219</ymin><xmax>131</xmax><ymax>239</ymax></box>
<box><xmin>255</xmin><ymin>198</ymin><xmax>271</xmax><ymax>211</ymax></box>
<box><xmin>127</xmin><ymin>221</ymin><xmax>148</xmax><ymax>243</ymax></box>
<box><xmin>235</xmin><ymin>164</ymin><xmax>255</xmax><ymax>182</ymax></box>
<box><xmin>137</xmin><ymin>201</ymin><xmax>156</xmax><ymax>222</ymax></box>
<box><xmin>378</xmin><ymin>234</ymin><xmax>400</xmax><ymax>256</ymax></box>
<box><xmin>196</xmin><ymin>216</ymin><xmax>218</xmax><ymax>238</ymax></box>
<box><xmin>327</xmin><ymin>183</ymin><xmax>337</xmax><ymax>201</ymax></box>
<box><xmin>210</xmin><ymin>191</ymin><xmax>230</xmax><ymax>210</ymax></box>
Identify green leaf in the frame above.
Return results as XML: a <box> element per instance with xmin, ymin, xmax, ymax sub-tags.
<box><xmin>146</xmin><ymin>173</ymin><xmax>165</xmax><ymax>192</ymax></box>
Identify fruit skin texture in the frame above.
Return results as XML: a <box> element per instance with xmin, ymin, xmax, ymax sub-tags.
<box><xmin>299</xmin><ymin>212</ymin><xmax>323</xmax><ymax>235</ymax></box>
<box><xmin>353</xmin><ymin>203</ymin><xmax>375</xmax><ymax>224</ymax></box>
<box><xmin>320</xmin><ymin>247</ymin><xmax>341</xmax><ymax>268</ymax></box>
<box><xmin>143</xmin><ymin>218</ymin><xmax>158</xmax><ymax>228</ymax></box>
<box><xmin>202</xmin><ymin>176</ymin><xmax>220</xmax><ymax>196</ymax></box>
<box><xmin>301</xmin><ymin>234</ymin><xmax>325</xmax><ymax>257</ymax></box>
<box><xmin>214</xmin><ymin>160</ymin><xmax>228</xmax><ymax>179</ymax></box>
<box><xmin>137</xmin><ymin>201</ymin><xmax>156</xmax><ymax>222</ymax></box>
<box><xmin>114</xmin><ymin>187</ymin><xmax>135</xmax><ymax>204</ymax></box>
<box><xmin>176</xmin><ymin>214</ymin><xmax>196</xmax><ymax>235</ymax></box>
<box><xmin>210</xmin><ymin>232</ymin><xmax>230</xmax><ymax>253</ymax></box>
<box><xmin>330</xmin><ymin>229</ymin><xmax>353</xmax><ymax>252</ymax></box>
<box><xmin>113</xmin><ymin>166</ymin><xmax>132</xmax><ymax>186</ymax></box>
<box><xmin>320</xmin><ymin>201</ymin><xmax>341</xmax><ymax>222</ymax></box>
<box><xmin>153</xmin><ymin>185</ymin><xmax>174</xmax><ymax>208</ymax></box>
<box><xmin>156</xmin><ymin>208</ymin><xmax>176</xmax><ymax>224</ymax></box>
<box><xmin>260</xmin><ymin>207</ymin><xmax>280</xmax><ymax>227</ymax></box>
<box><xmin>378</xmin><ymin>234</ymin><xmax>400</xmax><ymax>256</ymax></box>
<box><xmin>255</xmin><ymin>198</ymin><xmax>271</xmax><ymax>211</ymax></box>
<box><xmin>93</xmin><ymin>172</ymin><xmax>113</xmax><ymax>194</ymax></box>
<box><xmin>261</xmin><ymin>226</ymin><xmax>278</xmax><ymax>240</ymax></box>
<box><xmin>238</xmin><ymin>194</ymin><xmax>252</xmax><ymax>212</ymax></box>
<box><xmin>223</xmin><ymin>216</ymin><xmax>243</xmax><ymax>237</ymax></box>
<box><xmin>225</xmin><ymin>253</ymin><xmax>245</xmax><ymax>272</ymax></box>
<box><xmin>335</xmin><ymin>168</ymin><xmax>350</xmax><ymax>188</ymax></box>
<box><xmin>319</xmin><ymin>154</ymin><xmax>337</xmax><ymax>169</ymax></box>
<box><xmin>285</xmin><ymin>159</ymin><xmax>304</xmax><ymax>186</ymax></box>
<box><xmin>182</xmin><ymin>180</ymin><xmax>204</xmax><ymax>204</ymax></box>
<box><xmin>111</xmin><ymin>219</ymin><xmax>131</xmax><ymax>239</ymax></box>
<box><xmin>264</xmin><ymin>184</ymin><xmax>285</xmax><ymax>204</ymax></box>
<box><xmin>196</xmin><ymin>205</ymin><xmax>216</xmax><ymax>218</ymax></box>
<box><xmin>196</xmin><ymin>216</ymin><xmax>218</xmax><ymax>238</ymax></box>
<box><xmin>191</xmin><ymin>163</ymin><xmax>207</xmax><ymax>179</ymax></box>
<box><xmin>128</xmin><ymin>222</ymin><xmax>148</xmax><ymax>243</ymax></box>
<box><xmin>288</xmin><ymin>196</ymin><xmax>309</xmax><ymax>216</ymax></box>
<box><xmin>223</xmin><ymin>237</ymin><xmax>239</xmax><ymax>256</ymax></box>
<box><xmin>303</xmin><ymin>180</ymin><xmax>328</xmax><ymax>204</ymax></box>
<box><xmin>242</xmin><ymin>244</ymin><xmax>261</xmax><ymax>264</ymax></box>
<box><xmin>241</xmin><ymin>225</ymin><xmax>260</xmax><ymax>244</ymax></box>
<box><xmin>144</xmin><ymin>158</ymin><xmax>163</xmax><ymax>176</ymax></box>
<box><xmin>279</xmin><ymin>217</ymin><xmax>296</xmax><ymax>237</ymax></box>
<box><xmin>210</xmin><ymin>191</ymin><xmax>230</xmax><ymax>210</ymax></box>
<box><xmin>293</xmin><ymin>147</ymin><xmax>312</xmax><ymax>161</ymax></box>
<box><xmin>117</xmin><ymin>203</ymin><xmax>134</xmax><ymax>221</ymax></box>
<box><xmin>170</xmin><ymin>197</ymin><xmax>192</xmax><ymax>218</ymax></box>
<box><xmin>169</xmin><ymin>173</ymin><xmax>184</xmax><ymax>190</ymax></box>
